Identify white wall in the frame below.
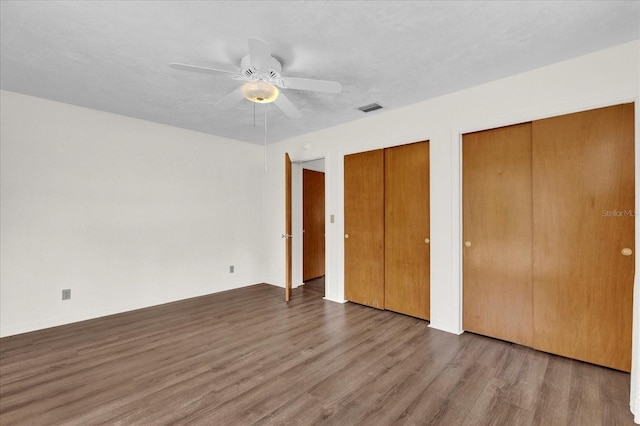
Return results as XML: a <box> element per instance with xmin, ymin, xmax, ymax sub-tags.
<box><xmin>300</xmin><ymin>159</ymin><xmax>325</xmax><ymax>173</ymax></box>
<box><xmin>0</xmin><ymin>91</ymin><xmax>265</xmax><ymax>337</ymax></box>
<box><xmin>263</xmin><ymin>40</ymin><xmax>639</xmax><ymax>417</ymax></box>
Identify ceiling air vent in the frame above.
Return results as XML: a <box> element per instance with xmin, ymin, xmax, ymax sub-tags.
<box><xmin>357</xmin><ymin>102</ymin><xmax>383</xmax><ymax>113</ymax></box>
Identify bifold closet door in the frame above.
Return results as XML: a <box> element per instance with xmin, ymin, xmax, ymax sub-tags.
<box><xmin>462</xmin><ymin>123</ymin><xmax>533</xmax><ymax>346</ymax></box>
<box><xmin>532</xmin><ymin>103</ymin><xmax>634</xmax><ymax>372</ymax></box>
<box><xmin>344</xmin><ymin>149</ymin><xmax>385</xmax><ymax>309</ymax></box>
<box><xmin>384</xmin><ymin>141</ymin><xmax>430</xmax><ymax>320</ymax></box>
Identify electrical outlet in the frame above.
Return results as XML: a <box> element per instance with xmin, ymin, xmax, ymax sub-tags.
<box><xmin>62</xmin><ymin>289</ymin><xmax>71</xmax><ymax>300</ymax></box>
<box><xmin>230</xmin><ymin>265</ymin><xmax>235</xmax><ymax>273</ymax></box>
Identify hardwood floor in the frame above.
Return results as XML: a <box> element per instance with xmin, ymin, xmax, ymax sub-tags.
<box><xmin>0</xmin><ymin>283</ymin><xmax>634</xmax><ymax>425</ymax></box>
<box><xmin>302</xmin><ymin>276</ymin><xmax>325</xmax><ymax>296</ymax></box>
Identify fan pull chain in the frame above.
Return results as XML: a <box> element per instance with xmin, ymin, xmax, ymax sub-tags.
<box><xmin>264</xmin><ymin>103</ymin><xmax>268</xmax><ymax>172</ymax></box>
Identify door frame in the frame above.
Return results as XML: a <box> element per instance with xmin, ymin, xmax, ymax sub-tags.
<box><xmin>291</xmin><ymin>156</ymin><xmax>327</xmax><ymax>295</ymax></box>
<box><xmin>302</xmin><ymin>167</ymin><xmax>326</xmax><ymax>282</ymax></box>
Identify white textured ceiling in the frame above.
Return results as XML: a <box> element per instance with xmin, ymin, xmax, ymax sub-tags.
<box><xmin>1</xmin><ymin>1</ymin><xmax>639</xmax><ymax>144</ymax></box>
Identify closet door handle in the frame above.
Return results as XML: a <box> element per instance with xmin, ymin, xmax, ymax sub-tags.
<box><xmin>424</xmin><ymin>238</ymin><xmax>430</xmax><ymax>244</ymax></box>
<box><xmin>622</xmin><ymin>248</ymin><xmax>633</xmax><ymax>256</ymax></box>
<box><xmin>464</xmin><ymin>241</ymin><xmax>472</xmax><ymax>248</ymax></box>
<box><xmin>345</xmin><ymin>234</ymin><xmax>349</xmax><ymax>239</ymax></box>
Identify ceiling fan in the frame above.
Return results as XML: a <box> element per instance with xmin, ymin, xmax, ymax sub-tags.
<box><xmin>170</xmin><ymin>37</ymin><xmax>342</xmax><ymax>119</ymax></box>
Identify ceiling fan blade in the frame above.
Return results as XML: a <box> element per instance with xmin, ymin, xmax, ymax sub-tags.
<box><xmin>170</xmin><ymin>63</ymin><xmax>239</xmax><ymax>77</ymax></box>
<box><xmin>215</xmin><ymin>86</ymin><xmax>245</xmax><ymax>109</ymax></box>
<box><xmin>248</xmin><ymin>37</ymin><xmax>272</xmax><ymax>72</ymax></box>
<box><xmin>282</xmin><ymin>76</ymin><xmax>342</xmax><ymax>94</ymax></box>
<box><xmin>274</xmin><ymin>93</ymin><xmax>302</xmax><ymax>119</ymax></box>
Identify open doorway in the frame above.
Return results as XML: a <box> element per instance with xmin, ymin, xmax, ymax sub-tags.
<box><xmin>300</xmin><ymin>159</ymin><xmax>325</xmax><ymax>296</ymax></box>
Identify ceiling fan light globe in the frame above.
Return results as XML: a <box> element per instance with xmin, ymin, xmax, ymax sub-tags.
<box><xmin>242</xmin><ymin>81</ymin><xmax>279</xmax><ymax>103</ymax></box>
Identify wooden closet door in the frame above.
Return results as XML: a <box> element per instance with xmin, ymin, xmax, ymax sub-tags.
<box><xmin>384</xmin><ymin>141</ymin><xmax>430</xmax><ymax>320</ymax></box>
<box><xmin>344</xmin><ymin>150</ymin><xmax>385</xmax><ymax>309</ymax></box>
<box><xmin>462</xmin><ymin>123</ymin><xmax>533</xmax><ymax>346</ymax></box>
<box><xmin>303</xmin><ymin>169</ymin><xmax>325</xmax><ymax>281</ymax></box>
<box><xmin>532</xmin><ymin>103</ymin><xmax>634</xmax><ymax>372</ymax></box>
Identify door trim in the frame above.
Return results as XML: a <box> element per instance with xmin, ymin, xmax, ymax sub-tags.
<box><xmin>289</xmin><ymin>156</ymin><xmax>332</xmax><ymax>300</ymax></box>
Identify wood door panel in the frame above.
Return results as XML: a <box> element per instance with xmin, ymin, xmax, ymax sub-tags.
<box><xmin>285</xmin><ymin>153</ymin><xmax>292</xmax><ymax>302</ymax></box>
<box><xmin>344</xmin><ymin>150</ymin><xmax>385</xmax><ymax>309</ymax></box>
<box><xmin>303</xmin><ymin>169</ymin><xmax>325</xmax><ymax>281</ymax></box>
<box><xmin>463</xmin><ymin>123</ymin><xmax>533</xmax><ymax>346</ymax></box>
<box><xmin>532</xmin><ymin>103</ymin><xmax>634</xmax><ymax>371</ymax></box>
<box><xmin>384</xmin><ymin>141</ymin><xmax>430</xmax><ymax>320</ymax></box>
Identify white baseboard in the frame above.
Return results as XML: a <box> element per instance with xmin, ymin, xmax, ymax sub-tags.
<box><xmin>323</xmin><ymin>296</ymin><xmax>347</xmax><ymax>304</ymax></box>
<box><xmin>429</xmin><ymin>320</ymin><xmax>464</xmax><ymax>335</ymax></box>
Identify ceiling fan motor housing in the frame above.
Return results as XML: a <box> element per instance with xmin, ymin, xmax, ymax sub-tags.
<box><xmin>237</xmin><ymin>55</ymin><xmax>284</xmax><ymax>87</ymax></box>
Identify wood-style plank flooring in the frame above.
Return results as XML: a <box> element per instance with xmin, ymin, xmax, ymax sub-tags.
<box><xmin>0</xmin><ymin>281</ymin><xmax>634</xmax><ymax>425</ymax></box>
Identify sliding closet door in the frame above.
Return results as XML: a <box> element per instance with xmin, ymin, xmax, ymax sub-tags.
<box><xmin>462</xmin><ymin>124</ymin><xmax>533</xmax><ymax>346</ymax></box>
<box><xmin>384</xmin><ymin>141</ymin><xmax>430</xmax><ymax>320</ymax></box>
<box><xmin>344</xmin><ymin>150</ymin><xmax>385</xmax><ymax>309</ymax></box>
<box><xmin>532</xmin><ymin>103</ymin><xmax>634</xmax><ymax>371</ymax></box>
